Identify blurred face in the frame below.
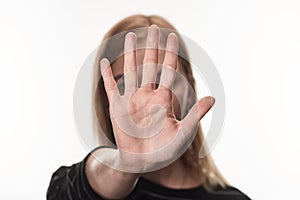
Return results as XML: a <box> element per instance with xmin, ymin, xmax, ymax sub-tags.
<box><xmin>111</xmin><ymin>48</ymin><xmax>191</xmax><ymax>120</ymax></box>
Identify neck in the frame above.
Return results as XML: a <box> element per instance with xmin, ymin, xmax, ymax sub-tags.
<box><xmin>142</xmin><ymin>158</ymin><xmax>204</xmax><ymax>189</ymax></box>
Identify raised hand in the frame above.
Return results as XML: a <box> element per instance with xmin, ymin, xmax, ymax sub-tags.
<box><xmin>99</xmin><ymin>25</ymin><xmax>215</xmax><ymax>173</ymax></box>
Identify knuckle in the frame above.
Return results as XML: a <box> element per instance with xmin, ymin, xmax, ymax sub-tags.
<box><xmin>143</xmin><ymin>57</ymin><xmax>157</xmax><ymax>64</ymax></box>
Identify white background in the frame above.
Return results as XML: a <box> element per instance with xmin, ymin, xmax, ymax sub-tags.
<box><xmin>1</xmin><ymin>0</ymin><xmax>300</xmax><ymax>199</ymax></box>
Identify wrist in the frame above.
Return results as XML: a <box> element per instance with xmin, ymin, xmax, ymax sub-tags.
<box><xmin>90</xmin><ymin>147</ymin><xmax>142</xmax><ymax>177</ymax></box>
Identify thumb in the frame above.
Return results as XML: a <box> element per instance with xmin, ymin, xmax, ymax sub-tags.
<box><xmin>180</xmin><ymin>96</ymin><xmax>215</xmax><ymax>135</ymax></box>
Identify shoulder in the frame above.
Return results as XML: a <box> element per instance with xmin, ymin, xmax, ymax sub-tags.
<box><xmin>204</xmin><ymin>185</ymin><xmax>251</xmax><ymax>200</ymax></box>
<box><xmin>130</xmin><ymin>177</ymin><xmax>251</xmax><ymax>200</ymax></box>
<box><xmin>47</xmin><ymin>153</ymin><xmax>103</xmax><ymax>200</ymax></box>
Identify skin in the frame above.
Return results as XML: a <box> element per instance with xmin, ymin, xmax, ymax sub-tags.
<box><xmin>86</xmin><ymin>25</ymin><xmax>214</xmax><ymax>199</ymax></box>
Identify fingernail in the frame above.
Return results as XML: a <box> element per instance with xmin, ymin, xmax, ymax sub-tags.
<box><xmin>100</xmin><ymin>58</ymin><xmax>109</xmax><ymax>73</ymax></box>
<box><xmin>150</xmin><ymin>24</ymin><xmax>158</xmax><ymax>28</ymax></box>
<box><xmin>125</xmin><ymin>32</ymin><xmax>136</xmax><ymax>52</ymax></box>
<box><xmin>147</xmin><ymin>25</ymin><xmax>159</xmax><ymax>45</ymax></box>
<box><xmin>210</xmin><ymin>97</ymin><xmax>215</xmax><ymax>106</ymax></box>
<box><xmin>166</xmin><ymin>33</ymin><xmax>178</xmax><ymax>53</ymax></box>
<box><xmin>125</xmin><ymin>32</ymin><xmax>136</xmax><ymax>41</ymax></box>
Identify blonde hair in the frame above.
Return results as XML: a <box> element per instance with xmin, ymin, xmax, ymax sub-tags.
<box><xmin>92</xmin><ymin>14</ymin><xmax>229</xmax><ymax>191</ymax></box>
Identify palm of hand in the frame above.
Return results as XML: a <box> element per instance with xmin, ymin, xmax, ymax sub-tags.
<box><xmin>100</xmin><ymin>25</ymin><xmax>214</xmax><ymax>171</ymax></box>
<box><xmin>110</xmin><ymin>84</ymin><xmax>180</xmax><ymax>153</ymax></box>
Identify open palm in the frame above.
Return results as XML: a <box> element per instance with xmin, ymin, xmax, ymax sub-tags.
<box><xmin>100</xmin><ymin>25</ymin><xmax>214</xmax><ymax>172</ymax></box>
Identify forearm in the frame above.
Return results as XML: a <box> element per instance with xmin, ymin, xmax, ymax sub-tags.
<box><xmin>85</xmin><ymin>148</ymin><xmax>140</xmax><ymax>199</ymax></box>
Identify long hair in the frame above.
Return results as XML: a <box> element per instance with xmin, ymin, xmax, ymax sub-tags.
<box><xmin>92</xmin><ymin>14</ymin><xmax>229</xmax><ymax>191</ymax></box>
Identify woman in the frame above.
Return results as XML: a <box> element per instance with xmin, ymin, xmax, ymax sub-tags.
<box><xmin>47</xmin><ymin>14</ymin><xmax>250</xmax><ymax>200</ymax></box>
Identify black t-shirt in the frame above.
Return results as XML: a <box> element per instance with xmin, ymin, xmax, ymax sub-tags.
<box><xmin>47</xmin><ymin>150</ymin><xmax>251</xmax><ymax>200</ymax></box>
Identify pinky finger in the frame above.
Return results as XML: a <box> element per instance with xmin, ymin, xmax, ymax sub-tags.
<box><xmin>100</xmin><ymin>58</ymin><xmax>119</xmax><ymax>101</ymax></box>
